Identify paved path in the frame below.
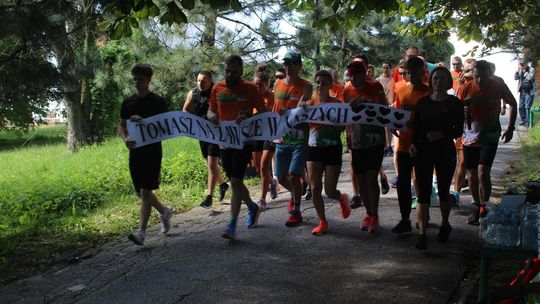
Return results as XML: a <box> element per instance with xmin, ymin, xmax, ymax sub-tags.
<box><xmin>1</xmin><ymin>122</ymin><xmax>528</xmax><ymax>304</ymax></box>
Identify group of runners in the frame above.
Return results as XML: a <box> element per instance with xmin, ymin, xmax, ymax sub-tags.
<box><xmin>119</xmin><ymin>45</ymin><xmax>518</xmax><ymax>250</ymax></box>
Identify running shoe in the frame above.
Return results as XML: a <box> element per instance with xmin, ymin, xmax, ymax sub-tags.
<box><xmin>128</xmin><ymin>229</ymin><xmax>145</xmax><ymax>246</ymax></box>
<box><xmin>270</xmin><ymin>179</ymin><xmax>278</xmax><ymax>200</ymax></box>
<box><xmin>200</xmin><ymin>195</ymin><xmax>213</xmax><ymax>209</ymax></box>
<box><xmin>368</xmin><ymin>215</ymin><xmax>379</xmax><ymax>233</ymax></box>
<box><xmin>380</xmin><ymin>175</ymin><xmax>390</xmax><ymax>195</ymax></box>
<box><xmin>218</xmin><ymin>183</ymin><xmax>229</xmax><ymax>202</ymax></box>
<box><xmin>257</xmin><ymin>199</ymin><xmax>267</xmax><ymax>211</ymax></box>
<box><xmin>339</xmin><ymin>193</ymin><xmax>351</xmax><ymax>219</ymax></box>
<box><xmin>312</xmin><ymin>220</ymin><xmax>328</xmax><ymax>236</ymax></box>
<box><xmin>285</xmin><ymin>211</ymin><xmax>303</xmax><ymax>227</ymax></box>
<box><xmin>160</xmin><ymin>207</ymin><xmax>173</xmax><ymax>234</ymax></box>
<box><xmin>222</xmin><ymin>224</ymin><xmax>236</xmax><ymax>240</ymax></box>
<box><xmin>415</xmin><ymin>234</ymin><xmax>427</xmax><ymax>250</ymax></box>
<box><xmin>246</xmin><ymin>205</ymin><xmax>261</xmax><ymax>229</ymax></box>
<box><xmin>391</xmin><ymin>219</ymin><xmax>412</xmax><ymax>234</ymax></box>
<box><xmin>350</xmin><ymin>196</ymin><xmax>363</xmax><ymax>209</ymax></box>
<box><xmin>390</xmin><ymin>176</ymin><xmax>398</xmax><ymax>188</ymax></box>
<box><xmin>361</xmin><ymin>214</ymin><xmax>370</xmax><ymax>231</ymax></box>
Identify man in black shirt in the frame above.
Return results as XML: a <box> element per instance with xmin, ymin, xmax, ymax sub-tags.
<box><xmin>119</xmin><ymin>64</ymin><xmax>172</xmax><ymax>246</ymax></box>
<box><xmin>183</xmin><ymin>71</ymin><xmax>229</xmax><ymax>208</ymax></box>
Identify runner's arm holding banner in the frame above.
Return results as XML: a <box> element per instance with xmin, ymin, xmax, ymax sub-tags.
<box><xmin>126</xmin><ymin>103</ymin><xmax>410</xmax><ymax>149</ymax></box>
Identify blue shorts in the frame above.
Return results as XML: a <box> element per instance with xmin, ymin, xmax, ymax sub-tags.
<box><xmin>275</xmin><ymin>143</ymin><xmax>306</xmax><ymax>176</ymax></box>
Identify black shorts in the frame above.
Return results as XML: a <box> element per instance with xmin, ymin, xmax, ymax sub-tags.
<box><xmin>252</xmin><ymin>140</ymin><xmax>264</xmax><ymax>152</ymax></box>
<box><xmin>263</xmin><ymin>141</ymin><xmax>276</xmax><ymax>152</ymax></box>
<box><xmin>463</xmin><ymin>142</ymin><xmax>498</xmax><ymax>169</ymax></box>
<box><xmin>199</xmin><ymin>141</ymin><xmax>220</xmax><ymax>159</ymax></box>
<box><xmin>220</xmin><ymin>145</ymin><xmax>253</xmax><ymax>179</ymax></box>
<box><xmin>129</xmin><ymin>155</ymin><xmax>162</xmax><ymax>194</ymax></box>
<box><xmin>306</xmin><ymin>145</ymin><xmax>342</xmax><ymax>166</ymax></box>
<box><xmin>351</xmin><ymin>145</ymin><xmax>385</xmax><ymax>174</ymax></box>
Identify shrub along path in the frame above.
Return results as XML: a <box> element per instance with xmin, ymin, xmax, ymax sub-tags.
<box><xmin>0</xmin><ymin>119</ymin><xmax>528</xmax><ymax>304</ymax></box>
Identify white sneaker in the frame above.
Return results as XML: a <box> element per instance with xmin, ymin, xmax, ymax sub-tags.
<box><xmin>160</xmin><ymin>207</ymin><xmax>172</xmax><ymax>234</ymax></box>
<box><xmin>128</xmin><ymin>229</ymin><xmax>145</xmax><ymax>245</ymax></box>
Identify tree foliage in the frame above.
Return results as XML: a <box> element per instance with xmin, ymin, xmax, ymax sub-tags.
<box><xmin>293</xmin><ymin>11</ymin><xmax>455</xmax><ymax>76</ymax></box>
<box><xmin>286</xmin><ymin>0</ymin><xmax>540</xmax><ymax>60</ymax></box>
<box><xmin>0</xmin><ymin>1</ymin><xmax>63</xmax><ymax>129</ymax></box>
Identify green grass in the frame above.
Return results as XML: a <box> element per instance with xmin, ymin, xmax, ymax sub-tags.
<box><xmin>0</xmin><ymin>125</ymin><xmax>210</xmax><ymax>284</ymax></box>
<box><xmin>507</xmin><ymin>126</ymin><xmax>540</xmax><ymax>188</ymax></box>
<box><xmin>0</xmin><ymin>125</ymin><xmax>67</xmax><ymax>151</ymax></box>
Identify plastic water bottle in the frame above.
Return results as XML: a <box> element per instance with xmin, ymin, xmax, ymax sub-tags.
<box><xmin>521</xmin><ymin>203</ymin><xmax>538</xmax><ymax>250</ymax></box>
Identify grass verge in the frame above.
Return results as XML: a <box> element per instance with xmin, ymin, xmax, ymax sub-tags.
<box><xmin>0</xmin><ymin>125</ymin><xmax>215</xmax><ymax>284</ymax></box>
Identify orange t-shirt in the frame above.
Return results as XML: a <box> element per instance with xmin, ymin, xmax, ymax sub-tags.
<box><xmin>329</xmin><ymin>82</ymin><xmax>345</xmax><ymax>101</ymax></box>
<box><xmin>273</xmin><ymin>78</ymin><xmax>312</xmax><ymax>144</ymax></box>
<box><xmin>393</xmin><ymin>83</ymin><xmax>431</xmax><ymax>153</ymax></box>
<box><xmin>209</xmin><ymin>80</ymin><xmax>264</xmax><ymax>121</ymax></box>
<box><xmin>272</xmin><ymin>78</ymin><xmax>311</xmax><ymax>111</ymax></box>
<box><xmin>253</xmin><ymin>91</ymin><xmax>275</xmax><ymax>114</ymax></box>
<box><xmin>451</xmin><ymin>70</ymin><xmax>460</xmax><ymax>94</ymax></box>
<box><xmin>393</xmin><ymin>80</ymin><xmax>408</xmax><ymax>103</ymax></box>
<box><xmin>342</xmin><ymin>80</ymin><xmax>387</xmax><ymax>149</ymax></box>
<box><xmin>458</xmin><ymin>79</ymin><xmax>509</xmax><ymax>146</ymax></box>
<box><xmin>454</xmin><ymin>78</ymin><xmax>474</xmax><ymax>150</ymax></box>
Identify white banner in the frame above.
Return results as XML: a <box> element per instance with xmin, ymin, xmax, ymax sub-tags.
<box><xmin>127</xmin><ymin>103</ymin><xmax>410</xmax><ymax>148</ymax></box>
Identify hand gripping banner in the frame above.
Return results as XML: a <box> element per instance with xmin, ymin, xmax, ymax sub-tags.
<box><xmin>127</xmin><ymin>103</ymin><xmax>410</xmax><ymax>149</ymax></box>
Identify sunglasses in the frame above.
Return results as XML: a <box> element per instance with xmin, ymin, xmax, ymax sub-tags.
<box><xmin>452</xmin><ymin>63</ymin><xmax>461</xmax><ymax>66</ymax></box>
<box><xmin>399</xmin><ymin>72</ymin><xmax>406</xmax><ymax>75</ymax></box>
<box><xmin>275</xmin><ymin>74</ymin><xmax>285</xmax><ymax>79</ymax></box>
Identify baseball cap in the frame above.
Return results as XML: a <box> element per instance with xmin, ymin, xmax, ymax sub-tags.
<box><xmin>283</xmin><ymin>50</ymin><xmax>302</xmax><ymax>66</ymax></box>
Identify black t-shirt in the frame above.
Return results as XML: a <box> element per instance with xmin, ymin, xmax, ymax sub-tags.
<box><xmin>413</xmin><ymin>95</ymin><xmax>464</xmax><ymax>147</ymax></box>
<box><xmin>120</xmin><ymin>92</ymin><xmax>169</xmax><ymax>158</ymax></box>
<box><xmin>188</xmin><ymin>86</ymin><xmax>213</xmax><ymax>117</ymax></box>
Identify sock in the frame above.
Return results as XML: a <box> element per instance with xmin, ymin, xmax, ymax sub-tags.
<box><xmin>229</xmin><ymin>218</ymin><xmax>237</xmax><ymax>229</ymax></box>
<box><xmin>294</xmin><ymin>203</ymin><xmax>301</xmax><ymax>213</ymax></box>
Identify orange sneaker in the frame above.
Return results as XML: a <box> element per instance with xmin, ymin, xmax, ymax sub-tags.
<box><xmin>312</xmin><ymin>220</ymin><xmax>328</xmax><ymax>236</ymax></box>
<box><xmin>361</xmin><ymin>214</ymin><xmax>370</xmax><ymax>231</ymax></box>
<box><xmin>339</xmin><ymin>193</ymin><xmax>351</xmax><ymax>219</ymax></box>
<box><xmin>285</xmin><ymin>211</ymin><xmax>303</xmax><ymax>227</ymax></box>
<box><xmin>368</xmin><ymin>215</ymin><xmax>379</xmax><ymax>233</ymax></box>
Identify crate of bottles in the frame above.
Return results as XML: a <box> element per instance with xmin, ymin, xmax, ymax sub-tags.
<box><xmin>480</xmin><ymin>195</ymin><xmax>538</xmax><ymax>251</ymax></box>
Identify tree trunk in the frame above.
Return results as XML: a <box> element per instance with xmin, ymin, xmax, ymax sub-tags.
<box><xmin>65</xmin><ymin>94</ymin><xmax>91</xmax><ymax>152</ymax></box>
